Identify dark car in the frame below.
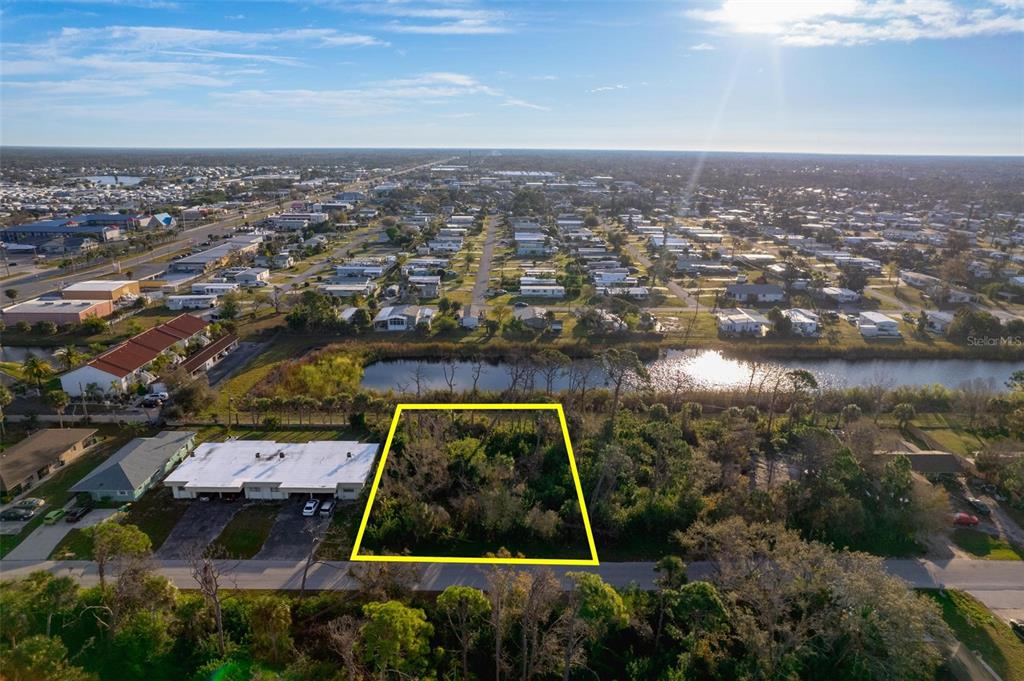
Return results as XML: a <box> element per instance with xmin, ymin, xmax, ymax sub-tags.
<box><xmin>65</xmin><ymin>505</ymin><xmax>92</xmax><ymax>523</ymax></box>
<box><xmin>966</xmin><ymin>497</ymin><xmax>992</xmax><ymax>516</ymax></box>
<box><xmin>141</xmin><ymin>396</ymin><xmax>163</xmax><ymax>409</ymax></box>
<box><xmin>0</xmin><ymin>508</ymin><xmax>35</xmax><ymax>521</ymax></box>
<box><xmin>1011</xmin><ymin>620</ymin><xmax>1024</xmax><ymax>643</ymax></box>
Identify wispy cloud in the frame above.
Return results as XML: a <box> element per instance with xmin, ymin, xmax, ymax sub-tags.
<box><xmin>686</xmin><ymin>0</ymin><xmax>1024</xmax><ymax>46</ymax></box>
<box><xmin>587</xmin><ymin>84</ymin><xmax>628</xmax><ymax>93</ymax></box>
<box><xmin>331</xmin><ymin>1</ymin><xmax>511</xmax><ymax>34</ymax></box>
<box><xmin>208</xmin><ymin>71</ymin><xmax>544</xmax><ymax>116</ymax></box>
<box><xmin>690</xmin><ymin>42</ymin><xmax>717</xmax><ymax>51</ymax></box>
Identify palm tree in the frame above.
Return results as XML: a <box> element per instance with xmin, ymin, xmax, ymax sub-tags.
<box><xmin>54</xmin><ymin>345</ymin><xmax>86</xmax><ymax>371</ymax></box>
<box><xmin>45</xmin><ymin>389</ymin><xmax>70</xmax><ymax>428</ymax></box>
<box><xmin>0</xmin><ymin>384</ymin><xmax>12</xmax><ymax>441</ymax></box>
<box><xmin>21</xmin><ymin>356</ymin><xmax>53</xmax><ymax>393</ymax></box>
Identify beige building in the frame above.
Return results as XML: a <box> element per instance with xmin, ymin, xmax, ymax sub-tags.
<box><xmin>61</xmin><ymin>279</ymin><xmax>140</xmax><ymax>302</ymax></box>
<box><xmin>2</xmin><ymin>298</ymin><xmax>114</xmax><ymax>326</ymax></box>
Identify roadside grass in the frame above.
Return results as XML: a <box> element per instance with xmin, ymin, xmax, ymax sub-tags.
<box><xmin>49</xmin><ymin>526</ymin><xmax>94</xmax><ymax>560</ymax></box>
<box><xmin>199</xmin><ymin>425</ymin><xmax>367</xmax><ymax>444</ymax></box>
<box><xmin>951</xmin><ymin>528</ymin><xmax>1024</xmax><ymax>560</ymax></box>
<box><xmin>924</xmin><ymin>589</ymin><xmax>1024</xmax><ymax>681</ymax></box>
<box><xmin>120</xmin><ymin>486</ymin><xmax>190</xmax><ymax>550</ymax></box>
<box><xmin>0</xmin><ymin>435</ymin><xmax>124</xmax><ymax>558</ymax></box>
<box><xmin>209</xmin><ymin>503</ymin><xmax>280</xmax><ymax>559</ymax></box>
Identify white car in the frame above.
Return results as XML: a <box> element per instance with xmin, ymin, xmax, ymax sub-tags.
<box><xmin>301</xmin><ymin>499</ymin><xmax>320</xmax><ymax>517</ymax></box>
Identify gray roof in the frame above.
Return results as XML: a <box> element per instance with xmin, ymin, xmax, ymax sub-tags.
<box><xmin>70</xmin><ymin>431</ymin><xmax>195</xmax><ymax>494</ymax></box>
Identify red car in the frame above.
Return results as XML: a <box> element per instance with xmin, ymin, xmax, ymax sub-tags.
<box><xmin>953</xmin><ymin>512</ymin><xmax>979</xmax><ymax>527</ymax></box>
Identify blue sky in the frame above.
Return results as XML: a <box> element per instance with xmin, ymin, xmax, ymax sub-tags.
<box><xmin>1</xmin><ymin>0</ymin><xmax>1022</xmax><ymax>154</ymax></box>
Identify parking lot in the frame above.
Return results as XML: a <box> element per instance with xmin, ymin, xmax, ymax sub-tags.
<box><xmin>253</xmin><ymin>497</ymin><xmax>330</xmax><ymax>560</ymax></box>
<box><xmin>156</xmin><ymin>500</ymin><xmax>242</xmax><ymax>559</ymax></box>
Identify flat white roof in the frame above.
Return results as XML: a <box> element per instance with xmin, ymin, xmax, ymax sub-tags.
<box><xmin>62</xmin><ymin>280</ymin><xmax>136</xmax><ymax>292</ymax></box>
<box><xmin>164</xmin><ymin>440</ymin><xmax>379</xmax><ymax>493</ymax></box>
<box><xmin>4</xmin><ymin>298</ymin><xmax>105</xmax><ymax>313</ymax></box>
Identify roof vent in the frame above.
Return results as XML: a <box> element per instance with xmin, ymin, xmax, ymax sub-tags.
<box><xmin>278</xmin><ymin>451</ymin><xmax>285</xmax><ymax>459</ymax></box>
<box><xmin>346</xmin><ymin>452</ymin><xmax>352</xmax><ymax>459</ymax></box>
<box><xmin>255</xmin><ymin>452</ymin><xmax>261</xmax><ymax>459</ymax></box>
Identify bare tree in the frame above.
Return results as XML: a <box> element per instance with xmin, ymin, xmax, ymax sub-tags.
<box><xmin>187</xmin><ymin>548</ymin><xmax>230</xmax><ymax>656</ymax></box>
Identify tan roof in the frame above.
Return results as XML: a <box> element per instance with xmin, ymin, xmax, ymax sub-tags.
<box><xmin>0</xmin><ymin>428</ymin><xmax>98</xmax><ymax>490</ymax></box>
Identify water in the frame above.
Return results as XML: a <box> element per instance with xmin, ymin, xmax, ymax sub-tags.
<box><xmin>360</xmin><ymin>349</ymin><xmax>1021</xmax><ymax>394</ymax></box>
<box><xmin>83</xmin><ymin>175</ymin><xmax>143</xmax><ymax>186</ymax></box>
<box><xmin>0</xmin><ymin>346</ymin><xmax>58</xmax><ymax>363</ymax></box>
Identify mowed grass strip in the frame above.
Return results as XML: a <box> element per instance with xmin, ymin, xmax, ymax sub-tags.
<box><xmin>924</xmin><ymin>589</ymin><xmax>1024</xmax><ymax>681</ymax></box>
<box><xmin>209</xmin><ymin>503</ymin><xmax>280</xmax><ymax>559</ymax></box>
<box><xmin>951</xmin><ymin>528</ymin><xmax>1024</xmax><ymax>561</ymax></box>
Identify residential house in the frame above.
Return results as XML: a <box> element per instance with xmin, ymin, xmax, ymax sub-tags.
<box><xmin>782</xmin><ymin>308</ymin><xmax>820</xmax><ymax>336</ymax></box>
<box><xmin>70</xmin><ymin>431</ymin><xmax>196</xmax><ymax>502</ymax></box>
<box><xmin>725</xmin><ymin>284</ymin><xmax>786</xmax><ymax>304</ymax></box>
<box><xmin>717</xmin><ymin>309</ymin><xmax>771</xmax><ymax>337</ymax></box>
<box><xmin>373</xmin><ymin>305</ymin><xmax>435</xmax><ymax>332</ymax></box>
<box><xmin>858</xmin><ymin>311</ymin><xmax>902</xmax><ymax>338</ymax></box>
<box><xmin>0</xmin><ymin>429</ymin><xmax>99</xmax><ymax>495</ymax></box>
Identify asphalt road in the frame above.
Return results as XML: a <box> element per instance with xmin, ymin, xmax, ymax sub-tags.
<box><xmin>2</xmin><ymin>557</ymin><xmax>1022</xmax><ymax>594</ymax></box>
<box><xmin>471</xmin><ymin>215</ymin><xmax>499</xmax><ymax>307</ymax></box>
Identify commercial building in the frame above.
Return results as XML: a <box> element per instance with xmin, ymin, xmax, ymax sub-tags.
<box><xmin>165</xmin><ymin>439</ymin><xmax>380</xmax><ymax>500</ymax></box>
<box><xmin>170</xmin><ymin>235</ymin><xmax>263</xmax><ymax>273</ymax></box>
<box><xmin>1</xmin><ymin>213</ymin><xmax>137</xmax><ymax>245</ymax></box>
<box><xmin>70</xmin><ymin>431</ymin><xmax>196</xmax><ymax>502</ymax></box>
<box><xmin>61</xmin><ymin>280</ymin><xmax>140</xmax><ymax>302</ymax></box>
<box><xmin>166</xmin><ymin>294</ymin><xmax>219</xmax><ymax>310</ymax></box>
<box><xmin>0</xmin><ymin>428</ymin><xmax>99</xmax><ymax>494</ymax></box>
<box><xmin>2</xmin><ymin>298</ymin><xmax>113</xmax><ymax>326</ymax></box>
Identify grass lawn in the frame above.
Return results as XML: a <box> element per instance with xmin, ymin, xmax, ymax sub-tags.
<box><xmin>951</xmin><ymin>528</ymin><xmax>1024</xmax><ymax>560</ymax></box>
<box><xmin>209</xmin><ymin>503</ymin><xmax>280</xmax><ymax>559</ymax></box>
<box><xmin>0</xmin><ymin>435</ymin><xmax>124</xmax><ymax>558</ymax></box>
<box><xmin>49</xmin><ymin>526</ymin><xmax>94</xmax><ymax>559</ymax></box>
<box><xmin>120</xmin><ymin>486</ymin><xmax>190</xmax><ymax>550</ymax></box>
<box><xmin>925</xmin><ymin>589</ymin><xmax>1024</xmax><ymax>681</ymax></box>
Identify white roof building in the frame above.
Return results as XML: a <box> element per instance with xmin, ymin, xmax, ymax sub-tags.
<box><xmin>165</xmin><ymin>439</ymin><xmax>379</xmax><ymax>500</ymax></box>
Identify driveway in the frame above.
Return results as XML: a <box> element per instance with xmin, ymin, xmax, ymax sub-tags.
<box><xmin>470</xmin><ymin>216</ymin><xmax>498</xmax><ymax>307</ymax></box>
<box><xmin>208</xmin><ymin>341</ymin><xmax>265</xmax><ymax>386</ymax></box>
<box><xmin>156</xmin><ymin>501</ymin><xmax>242</xmax><ymax>559</ymax></box>
<box><xmin>4</xmin><ymin>509</ymin><xmax>118</xmax><ymax>561</ymax></box>
<box><xmin>253</xmin><ymin>498</ymin><xmax>329</xmax><ymax>560</ymax></box>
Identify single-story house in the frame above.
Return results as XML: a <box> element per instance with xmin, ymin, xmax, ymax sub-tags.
<box><xmin>165</xmin><ymin>439</ymin><xmax>380</xmax><ymax>500</ymax></box>
<box><xmin>167</xmin><ymin>294</ymin><xmax>219</xmax><ymax>310</ymax></box>
<box><xmin>716</xmin><ymin>309</ymin><xmax>771</xmax><ymax>337</ymax></box>
<box><xmin>782</xmin><ymin>308</ymin><xmax>820</xmax><ymax>336</ymax></box>
<box><xmin>461</xmin><ymin>304</ymin><xmax>485</xmax><ymax>329</ymax></box>
<box><xmin>408</xmin><ymin>275</ymin><xmax>441</xmax><ymax>298</ymax></box>
<box><xmin>858</xmin><ymin>311</ymin><xmax>902</xmax><ymax>338</ymax></box>
<box><xmin>70</xmin><ymin>431</ymin><xmax>196</xmax><ymax>501</ymax></box>
<box><xmin>373</xmin><ymin>305</ymin><xmax>435</xmax><ymax>332</ymax></box>
<box><xmin>520</xmin><ymin>284</ymin><xmax>565</xmax><ymax>298</ymax></box>
<box><xmin>0</xmin><ymin>428</ymin><xmax>99</xmax><ymax>494</ymax></box>
<box><xmin>235</xmin><ymin>267</ymin><xmax>270</xmax><ymax>286</ymax></box>
<box><xmin>181</xmin><ymin>334</ymin><xmax>239</xmax><ymax>377</ymax></box>
<box><xmin>725</xmin><ymin>283</ymin><xmax>786</xmax><ymax>304</ymax></box>
<box><xmin>820</xmin><ymin>286</ymin><xmax>860</xmax><ymax>304</ymax></box>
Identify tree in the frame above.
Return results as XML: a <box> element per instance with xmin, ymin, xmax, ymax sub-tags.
<box><xmin>0</xmin><ymin>384</ymin><xmax>12</xmax><ymax>441</ymax></box>
<box><xmin>2</xmin><ymin>634</ymin><xmax>95</xmax><ymax>681</ymax></box>
<box><xmin>893</xmin><ymin>402</ymin><xmax>916</xmax><ymax>429</ymax></box>
<box><xmin>54</xmin><ymin>345</ymin><xmax>86</xmax><ymax>371</ymax></box>
<box><xmin>559</xmin><ymin>572</ymin><xmax>628</xmax><ymax>681</ymax></box>
<box><xmin>360</xmin><ymin>600</ymin><xmax>434</xmax><ymax>678</ymax></box>
<box><xmin>249</xmin><ymin>594</ymin><xmax>294</xmax><ymax>667</ymax></box>
<box><xmin>5</xmin><ymin>288</ymin><xmax>18</xmax><ymax>303</ymax></box>
<box><xmin>44</xmin><ymin>390</ymin><xmax>70</xmax><ymax>428</ymax></box>
<box><xmin>21</xmin><ymin>356</ymin><xmax>53</xmax><ymax>393</ymax></box>
<box><xmin>600</xmin><ymin>348</ymin><xmax>648</xmax><ymax>429</ymax></box>
<box><xmin>437</xmin><ymin>586</ymin><xmax>490</xmax><ymax>680</ymax></box>
<box><xmin>219</xmin><ymin>292</ymin><xmax>241</xmax><ymax>321</ymax></box>
<box><xmin>89</xmin><ymin>522</ymin><xmax>152</xmax><ymax>591</ymax></box>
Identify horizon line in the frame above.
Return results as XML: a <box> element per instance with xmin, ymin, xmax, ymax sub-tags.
<box><xmin>2</xmin><ymin>144</ymin><xmax>1022</xmax><ymax>160</ymax></box>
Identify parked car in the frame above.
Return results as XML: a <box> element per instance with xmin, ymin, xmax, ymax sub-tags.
<box><xmin>965</xmin><ymin>497</ymin><xmax>992</xmax><ymax>516</ymax></box>
<box><xmin>141</xmin><ymin>396</ymin><xmax>163</xmax><ymax>408</ymax></box>
<box><xmin>1011</xmin><ymin>619</ymin><xmax>1024</xmax><ymax>643</ymax></box>
<box><xmin>513</xmin><ymin>301</ymin><xmax>529</xmax><ymax>308</ymax></box>
<box><xmin>0</xmin><ymin>508</ymin><xmax>35</xmax><ymax>521</ymax></box>
<box><xmin>301</xmin><ymin>499</ymin><xmax>320</xmax><ymax>517</ymax></box>
<box><xmin>43</xmin><ymin>509</ymin><xmax>66</xmax><ymax>524</ymax></box>
<box><xmin>65</xmin><ymin>505</ymin><xmax>92</xmax><ymax>523</ymax></box>
<box><xmin>953</xmin><ymin>512</ymin><xmax>979</xmax><ymax>527</ymax></box>
<box><xmin>13</xmin><ymin>497</ymin><xmax>45</xmax><ymax>510</ymax></box>
<box><xmin>318</xmin><ymin>500</ymin><xmax>336</xmax><ymax>517</ymax></box>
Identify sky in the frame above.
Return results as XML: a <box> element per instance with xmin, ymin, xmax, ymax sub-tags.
<box><xmin>1</xmin><ymin>0</ymin><xmax>1022</xmax><ymax>155</ymax></box>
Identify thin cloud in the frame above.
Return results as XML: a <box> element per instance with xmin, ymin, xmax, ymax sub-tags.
<box><xmin>502</xmin><ymin>98</ymin><xmax>549</xmax><ymax>111</ymax></box>
<box><xmin>690</xmin><ymin>42</ymin><xmax>717</xmax><ymax>51</ymax></box>
<box><xmin>686</xmin><ymin>0</ymin><xmax>1024</xmax><ymax>46</ymax></box>
<box><xmin>587</xmin><ymin>84</ymin><xmax>628</xmax><ymax>93</ymax></box>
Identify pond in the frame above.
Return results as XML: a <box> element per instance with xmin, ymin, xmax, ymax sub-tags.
<box><xmin>0</xmin><ymin>346</ymin><xmax>58</xmax><ymax>364</ymax></box>
<box><xmin>360</xmin><ymin>349</ymin><xmax>1021</xmax><ymax>394</ymax></box>
<box><xmin>82</xmin><ymin>175</ymin><xmax>143</xmax><ymax>186</ymax></box>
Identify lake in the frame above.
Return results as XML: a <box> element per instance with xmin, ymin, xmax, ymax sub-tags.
<box><xmin>0</xmin><ymin>346</ymin><xmax>58</xmax><ymax>363</ymax></box>
<box><xmin>360</xmin><ymin>349</ymin><xmax>1021</xmax><ymax>394</ymax></box>
<box><xmin>83</xmin><ymin>175</ymin><xmax>143</xmax><ymax>186</ymax></box>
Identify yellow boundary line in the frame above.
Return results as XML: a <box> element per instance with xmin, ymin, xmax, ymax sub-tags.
<box><xmin>350</xmin><ymin>403</ymin><xmax>600</xmax><ymax>566</ymax></box>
